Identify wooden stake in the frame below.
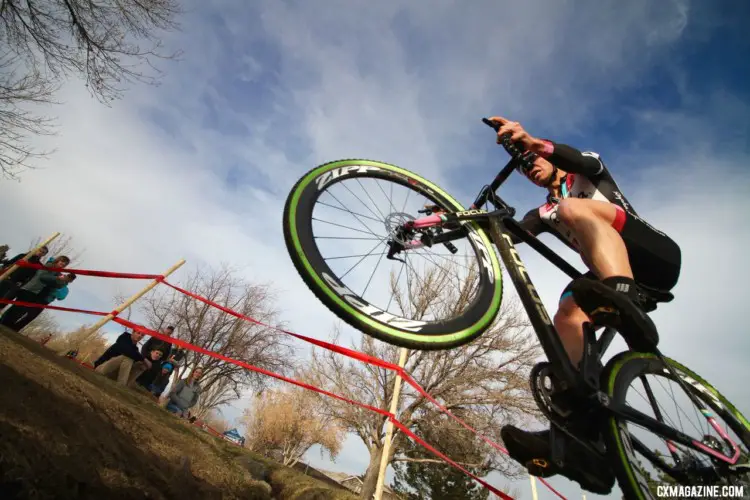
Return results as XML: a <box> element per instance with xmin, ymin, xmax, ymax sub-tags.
<box><xmin>374</xmin><ymin>347</ymin><xmax>409</xmax><ymax>500</ymax></box>
<box><xmin>0</xmin><ymin>232</ymin><xmax>60</xmax><ymax>282</ymax></box>
<box><xmin>83</xmin><ymin>259</ymin><xmax>186</xmax><ymax>337</ymax></box>
<box><xmin>530</xmin><ymin>473</ymin><xmax>539</xmax><ymax>500</ymax></box>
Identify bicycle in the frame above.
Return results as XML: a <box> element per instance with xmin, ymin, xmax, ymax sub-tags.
<box><xmin>283</xmin><ymin>118</ymin><xmax>750</xmax><ymax>498</ymax></box>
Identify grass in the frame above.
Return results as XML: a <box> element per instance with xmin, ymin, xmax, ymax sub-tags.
<box><xmin>0</xmin><ymin>326</ymin><xmax>358</xmax><ymax>500</ymax></box>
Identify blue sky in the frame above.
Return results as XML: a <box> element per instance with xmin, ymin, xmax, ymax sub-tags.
<box><xmin>2</xmin><ymin>0</ymin><xmax>750</xmax><ymax>498</ymax></box>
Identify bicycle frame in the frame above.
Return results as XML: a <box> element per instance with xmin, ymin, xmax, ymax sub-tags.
<box><xmin>404</xmin><ymin>158</ymin><xmax>744</xmax><ymax>469</ymax></box>
<box><xmin>410</xmin><ymin>158</ymin><xmax>587</xmax><ymax>391</ymax></box>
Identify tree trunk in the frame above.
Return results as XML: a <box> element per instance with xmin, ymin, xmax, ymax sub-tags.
<box><xmin>359</xmin><ymin>446</ymin><xmax>383</xmax><ymax>499</ymax></box>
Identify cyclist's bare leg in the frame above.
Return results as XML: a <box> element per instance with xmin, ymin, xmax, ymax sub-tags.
<box><xmin>555</xmin><ymin>198</ymin><xmax>635</xmax><ymax>367</ymax></box>
<box><xmin>557</xmin><ymin>198</ymin><xmax>633</xmax><ymax>280</ymax></box>
<box><xmin>554</xmin><ymin>297</ymin><xmax>589</xmax><ymax>366</ymax></box>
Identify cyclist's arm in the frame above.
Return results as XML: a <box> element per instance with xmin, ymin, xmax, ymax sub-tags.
<box><xmin>534</xmin><ymin>140</ymin><xmax>604</xmax><ymax>177</ymax></box>
<box><xmin>510</xmin><ymin>208</ymin><xmax>547</xmax><ymax>244</ymax></box>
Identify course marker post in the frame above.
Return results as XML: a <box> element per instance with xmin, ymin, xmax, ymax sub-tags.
<box><xmin>82</xmin><ymin>259</ymin><xmax>186</xmax><ymax>338</ymax></box>
<box><xmin>374</xmin><ymin>347</ymin><xmax>409</xmax><ymax>500</ymax></box>
<box><xmin>0</xmin><ymin>232</ymin><xmax>61</xmax><ymax>282</ymax></box>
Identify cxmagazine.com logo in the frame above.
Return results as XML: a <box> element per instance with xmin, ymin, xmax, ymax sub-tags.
<box><xmin>656</xmin><ymin>485</ymin><xmax>746</xmax><ymax>498</ymax></box>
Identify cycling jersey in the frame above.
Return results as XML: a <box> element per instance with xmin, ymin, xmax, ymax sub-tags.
<box><xmin>513</xmin><ymin>142</ymin><xmax>682</xmax><ymax>293</ymax></box>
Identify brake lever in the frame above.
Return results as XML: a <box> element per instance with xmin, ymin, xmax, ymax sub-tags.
<box><xmin>482</xmin><ymin>117</ymin><xmax>536</xmax><ymax>171</ymax></box>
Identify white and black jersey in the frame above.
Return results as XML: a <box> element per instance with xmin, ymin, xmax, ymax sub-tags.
<box><xmin>513</xmin><ymin>142</ymin><xmax>681</xmax><ymax>292</ymax></box>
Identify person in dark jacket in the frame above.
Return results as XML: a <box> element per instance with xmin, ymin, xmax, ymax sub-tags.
<box><xmin>0</xmin><ymin>245</ymin><xmax>9</xmax><ymax>265</ymax></box>
<box><xmin>129</xmin><ymin>325</ymin><xmax>175</xmax><ymax>383</ymax></box>
<box><xmin>141</xmin><ymin>362</ymin><xmax>174</xmax><ymax>397</ymax></box>
<box><xmin>132</xmin><ymin>347</ymin><xmax>168</xmax><ymax>390</ymax></box>
<box><xmin>94</xmin><ymin>330</ymin><xmax>155</xmax><ymax>386</ymax></box>
<box><xmin>0</xmin><ymin>246</ymin><xmax>49</xmax><ymax>312</ymax></box>
<box><xmin>0</xmin><ymin>256</ymin><xmax>71</xmax><ymax>331</ymax></box>
<box><xmin>141</xmin><ymin>326</ymin><xmax>175</xmax><ymax>363</ymax></box>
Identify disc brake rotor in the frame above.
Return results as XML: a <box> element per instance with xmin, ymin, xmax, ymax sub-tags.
<box><xmin>385</xmin><ymin>212</ymin><xmax>417</xmax><ymax>245</ymax></box>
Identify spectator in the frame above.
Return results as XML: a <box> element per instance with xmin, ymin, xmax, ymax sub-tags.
<box><xmin>129</xmin><ymin>325</ymin><xmax>174</xmax><ymax>384</ymax></box>
<box><xmin>141</xmin><ymin>325</ymin><xmax>175</xmax><ymax>364</ymax></box>
<box><xmin>94</xmin><ymin>330</ymin><xmax>153</xmax><ymax>386</ymax></box>
<box><xmin>0</xmin><ymin>245</ymin><xmax>9</xmax><ymax>265</ymax></box>
<box><xmin>165</xmin><ymin>346</ymin><xmax>188</xmax><ymax>386</ymax></box>
<box><xmin>131</xmin><ymin>346</ymin><xmax>167</xmax><ymax>390</ymax></box>
<box><xmin>142</xmin><ymin>362</ymin><xmax>174</xmax><ymax>397</ymax></box>
<box><xmin>166</xmin><ymin>366</ymin><xmax>203</xmax><ymax>417</ymax></box>
<box><xmin>0</xmin><ymin>256</ymin><xmax>72</xmax><ymax>332</ymax></box>
<box><xmin>0</xmin><ymin>246</ymin><xmax>49</xmax><ymax>312</ymax></box>
<box><xmin>168</xmin><ymin>346</ymin><xmax>188</xmax><ymax>369</ymax></box>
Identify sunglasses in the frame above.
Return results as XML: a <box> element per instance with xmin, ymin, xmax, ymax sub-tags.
<box><xmin>515</xmin><ymin>150</ymin><xmax>539</xmax><ymax>175</ymax></box>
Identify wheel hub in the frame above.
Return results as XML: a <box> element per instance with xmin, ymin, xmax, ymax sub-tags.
<box><xmin>384</xmin><ymin>212</ymin><xmax>416</xmax><ymax>245</ymax></box>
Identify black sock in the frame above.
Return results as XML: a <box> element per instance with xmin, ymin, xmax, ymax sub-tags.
<box><xmin>601</xmin><ymin>276</ymin><xmax>639</xmax><ymax>302</ymax></box>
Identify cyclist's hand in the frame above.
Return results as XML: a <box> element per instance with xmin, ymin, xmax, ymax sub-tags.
<box><xmin>421</xmin><ymin>203</ymin><xmax>443</xmax><ymax>214</ymax></box>
<box><xmin>488</xmin><ymin>116</ymin><xmax>538</xmax><ymax>151</ymax></box>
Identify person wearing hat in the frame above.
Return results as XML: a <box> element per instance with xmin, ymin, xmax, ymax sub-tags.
<box><xmin>146</xmin><ymin>362</ymin><xmax>174</xmax><ymax>398</ymax></box>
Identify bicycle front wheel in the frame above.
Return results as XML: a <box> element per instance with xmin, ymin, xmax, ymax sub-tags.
<box><xmin>283</xmin><ymin>159</ymin><xmax>503</xmax><ymax>350</ymax></box>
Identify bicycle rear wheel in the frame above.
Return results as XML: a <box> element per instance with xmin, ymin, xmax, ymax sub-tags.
<box><xmin>283</xmin><ymin>159</ymin><xmax>503</xmax><ymax>350</ymax></box>
<box><xmin>602</xmin><ymin>352</ymin><xmax>750</xmax><ymax>499</ymax></box>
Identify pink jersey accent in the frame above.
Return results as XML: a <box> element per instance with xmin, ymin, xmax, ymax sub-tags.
<box><xmin>539</xmin><ymin>140</ymin><xmax>554</xmax><ymax>158</ymax></box>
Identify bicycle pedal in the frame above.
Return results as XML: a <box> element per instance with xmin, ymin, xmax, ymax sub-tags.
<box><xmin>527</xmin><ymin>458</ymin><xmax>555</xmax><ymax>477</ymax></box>
<box><xmin>591</xmin><ymin>306</ymin><xmax>618</xmax><ymax>316</ymax></box>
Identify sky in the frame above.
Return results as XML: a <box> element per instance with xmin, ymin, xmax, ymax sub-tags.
<box><xmin>2</xmin><ymin>0</ymin><xmax>750</xmax><ymax>498</ymax></box>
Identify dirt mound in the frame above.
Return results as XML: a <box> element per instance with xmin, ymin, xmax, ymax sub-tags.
<box><xmin>0</xmin><ymin>328</ymin><xmax>356</xmax><ymax>500</ymax></box>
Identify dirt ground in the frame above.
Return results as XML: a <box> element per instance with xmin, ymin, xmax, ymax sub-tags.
<box><xmin>0</xmin><ymin>327</ymin><xmax>357</xmax><ymax>500</ymax></box>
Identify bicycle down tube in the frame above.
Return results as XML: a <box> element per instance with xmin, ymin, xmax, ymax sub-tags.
<box><xmin>488</xmin><ymin>215</ymin><xmax>581</xmax><ymax>391</ymax></box>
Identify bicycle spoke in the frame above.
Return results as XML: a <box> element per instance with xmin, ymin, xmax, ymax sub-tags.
<box><xmin>312</xmin><ymin>217</ymin><xmax>386</xmax><ymax>239</ymax></box>
<box><xmin>655</xmin><ymin>376</ymin><xmax>705</xmax><ymax>438</ymax></box>
<box><xmin>316</xmin><ymin>200</ymin><xmax>383</xmax><ymax>224</ymax></box>
<box><xmin>316</xmin><ymin>236</ymin><xmax>385</xmax><ymax>241</ymax></box>
<box><xmin>400</xmin><ymin>187</ymin><xmax>412</xmax><ymax>214</ymax></box>
<box><xmin>341</xmin><ymin>181</ymin><xmax>386</xmax><ymax>221</ymax></box>
<box><xmin>340</xmin><ymin>239</ymin><xmax>387</xmax><ymax>280</ymax></box>
<box><xmin>412</xmin><ymin>249</ymin><xmax>475</xmax><ymax>273</ymax></box>
<box><xmin>374</xmin><ymin>178</ymin><xmax>397</xmax><ymax>215</ymax></box>
<box><xmin>355</xmin><ymin>178</ymin><xmax>390</xmax><ymax>220</ymax></box>
<box><xmin>362</xmin><ymin>246</ymin><xmax>388</xmax><ymax>299</ymax></box>
<box><xmin>386</xmin><ymin>264</ymin><xmax>405</xmax><ymax>312</ymax></box>
<box><xmin>326</xmin><ymin>253</ymin><xmax>388</xmax><ymax>261</ymax></box>
<box><xmin>324</xmin><ymin>190</ymin><xmax>384</xmax><ymax>238</ymax></box>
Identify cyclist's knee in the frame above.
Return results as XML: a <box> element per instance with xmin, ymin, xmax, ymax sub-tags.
<box><xmin>557</xmin><ymin>198</ymin><xmax>615</xmax><ymax>227</ymax></box>
<box><xmin>557</xmin><ymin>199</ymin><xmax>585</xmax><ymax>226</ymax></box>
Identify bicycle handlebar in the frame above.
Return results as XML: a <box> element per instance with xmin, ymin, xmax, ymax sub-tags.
<box><xmin>481</xmin><ymin>117</ymin><xmax>528</xmax><ymax>160</ymax></box>
<box><xmin>467</xmin><ymin>118</ymin><xmax>526</xmax><ymax>209</ymax></box>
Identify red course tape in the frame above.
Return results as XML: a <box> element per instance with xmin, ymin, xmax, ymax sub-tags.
<box><xmin>0</xmin><ymin>271</ymin><xmax>570</xmax><ymax>499</ymax></box>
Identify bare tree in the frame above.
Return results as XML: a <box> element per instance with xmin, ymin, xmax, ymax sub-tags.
<box><xmin>29</xmin><ymin>234</ymin><xmax>85</xmax><ymax>264</ymax></box>
<box><xmin>45</xmin><ymin>323</ymin><xmax>110</xmax><ymax>362</ymax></box>
<box><xmin>242</xmin><ymin>387</ymin><xmax>345</xmax><ymax>468</ymax></box>
<box><xmin>0</xmin><ymin>0</ymin><xmax>182</xmax><ymax>178</ymax></box>
<box><xmin>138</xmin><ymin>265</ymin><xmax>296</xmax><ymax>416</ymax></box>
<box><xmin>17</xmin><ymin>310</ymin><xmax>62</xmax><ymax>340</ymax></box>
<box><xmin>0</xmin><ymin>51</ymin><xmax>56</xmax><ymax>179</ymax></box>
<box><xmin>305</xmin><ymin>263</ymin><xmax>541</xmax><ymax>499</ymax></box>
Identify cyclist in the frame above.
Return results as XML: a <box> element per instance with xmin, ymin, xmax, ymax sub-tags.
<box><xmin>488</xmin><ymin>117</ymin><xmax>682</xmax><ymax>494</ymax></box>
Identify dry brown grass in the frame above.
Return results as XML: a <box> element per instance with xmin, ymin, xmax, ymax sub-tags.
<box><xmin>0</xmin><ymin>327</ymin><xmax>357</xmax><ymax>500</ymax></box>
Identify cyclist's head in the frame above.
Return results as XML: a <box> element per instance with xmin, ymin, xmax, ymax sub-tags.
<box><xmin>518</xmin><ymin>155</ymin><xmax>559</xmax><ymax>188</ymax></box>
